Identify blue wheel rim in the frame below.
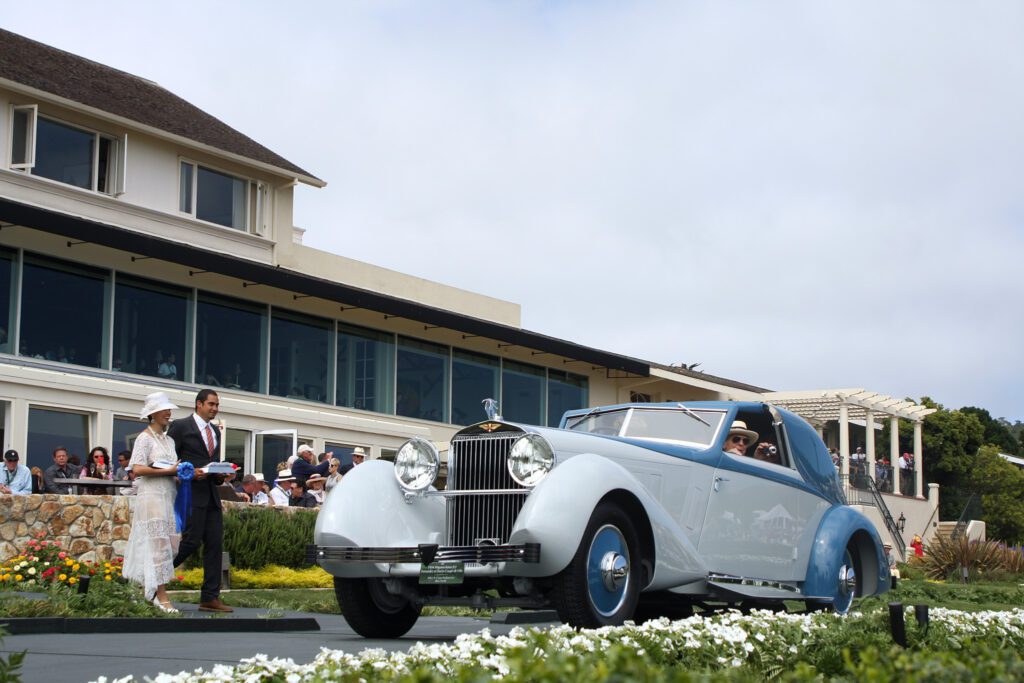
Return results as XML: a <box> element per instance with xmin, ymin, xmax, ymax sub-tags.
<box><xmin>587</xmin><ymin>524</ymin><xmax>629</xmax><ymax>617</ymax></box>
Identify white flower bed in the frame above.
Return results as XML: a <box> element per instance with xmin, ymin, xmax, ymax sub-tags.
<box><xmin>94</xmin><ymin>608</ymin><xmax>1024</xmax><ymax>683</ymax></box>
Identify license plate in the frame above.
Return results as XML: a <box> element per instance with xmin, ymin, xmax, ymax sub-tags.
<box><xmin>419</xmin><ymin>562</ymin><xmax>465</xmax><ymax>585</ymax></box>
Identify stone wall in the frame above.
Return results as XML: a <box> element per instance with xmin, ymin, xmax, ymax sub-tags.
<box><xmin>0</xmin><ymin>494</ymin><xmax>300</xmax><ymax>564</ymax></box>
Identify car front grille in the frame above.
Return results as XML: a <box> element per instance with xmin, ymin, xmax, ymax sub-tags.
<box><xmin>446</xmin><ymin>431</ymin><xmax>528</xmax><ymax>546</ymax></box>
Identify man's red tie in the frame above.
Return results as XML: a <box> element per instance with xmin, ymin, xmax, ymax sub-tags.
<box><xmin>205</xmin><ymin>424</ymin><xmax>216</xmax><ymax>457</ymax></box>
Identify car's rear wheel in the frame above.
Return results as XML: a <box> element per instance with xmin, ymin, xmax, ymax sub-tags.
<box><xmin>551</xmin><ymin>501</ymin><xmax>641</xmax><ymax>628</ymax></box>
<box><xmin>334</xmin><ymin>577</ymin><xmax>421</xmax><ymax>638</ymax></box>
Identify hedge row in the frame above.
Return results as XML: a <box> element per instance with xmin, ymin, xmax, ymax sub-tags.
<box><xmin>182</xmin><ymin>506</ymin><xmax>316</xmax><ymax>570</ymax></box>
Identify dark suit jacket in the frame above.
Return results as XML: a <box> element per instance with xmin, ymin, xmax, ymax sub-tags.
<box><xmin>291</xmin><ymin>458</ymin><xmax>330</xmax><ymax>481</ymax></box>
<box><xmin>168</xmin><ymin>415</ymin><xmax>222</xmax><ymax>509</ymax></box>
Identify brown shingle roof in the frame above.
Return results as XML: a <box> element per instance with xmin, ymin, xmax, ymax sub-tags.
<box><xmin>0</xmin><ymin>28</ymin><xmax>320</xmax><ymax>183</ymax></box>
<box><xmin>651</xmin><ymin>362</ymin><xmax>771</xmax><ymax>394</ymax></box>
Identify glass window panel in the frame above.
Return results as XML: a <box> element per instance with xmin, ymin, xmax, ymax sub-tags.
<box><xmin>324</xmin><ymin>442</ymin><xmax>355</xmax><ymax>468</ymax></box>
<box><xmin>32</xmin><ymin>117</ymin><xmax>94</xmax><ymax>189</ymax></box>
<box><xmin>255</xmin><ymin>433</ymin><xmax>293</xmax><ymax>485</ymax></box>
<box><xmin>179</xmin><ymin>162</ymin><xmax>193</xmax><ymax>212</ymax></box>
<box><xmin>270</xmin><ymin>310</ymin><xmax>330</xmax><ymax>402</ymax></box>
<box><xmin>12</xmin><ymin>109</ymin><xmax>29</xmax><ymax>165</ymax></box>
<box><xmin>451</xmin><ymin>349</ymin><xmax>499</xmax><ymax>426</ymax></box>
<box><xmin>195</xmin><ymin>293</ymin><xmax>267</xmax><ymax>393</ymax></box>
<box><xmin>113</xmin><ymin>275</ymin><xmax>189</xmax><ymax>379</ymax></box>
<box><xmin>336</xmin><ymin>323</ymin><xmax>395</xmax><ymax>413</ymax></box>
<box><xmin>224</xmin><ymin>428</ymin><xmax>248</xmax><ymax>473</ymax></box>
<box><xmin>501</xmin><ymin>360</ymin><xmax>545</xmax><ymax>425</ymax></box>
<box><xmin>20</xmin><ymin>255</ymin><xmax>106</xmax><ymax>368</ymax></box>
<box><xmin>196</xmin><ymin>165</ymin><xmax>246</xmax><ymax>230</ymax></box>
<box><xmin>27</xmin><ymin>407</ymin><xmax>90</xmax><ymax>473</ymax></box>
<box><xmin>396</xmin><ymin>337</ymin><xmax>449</xmax><ymax>423</ymax></box>
<box><xmin>112</xmin><ymin>416</ymin><xmax>144</xmax><ymax>456</ymax></box>
<box><xmin>547</xmin><ymin>370</ymin><xmax>589</xmax><ymax>427</ymax></box>
<box><xmin>97</xmin><ymin>137</ymin><xmax>111</xmax><ymax>194</ymax></box>
<box><xmin>0</xmin><ymin>248</ymin><xmax>14</xmax><ymax>354</ymax></box>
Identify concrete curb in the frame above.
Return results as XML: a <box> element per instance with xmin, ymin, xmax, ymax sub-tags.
<box><xmin>0</xmin><ymin>616</ymin><xmax>320</xmax><ymax>635</ymax></box>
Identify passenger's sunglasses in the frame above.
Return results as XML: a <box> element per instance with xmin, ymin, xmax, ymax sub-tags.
<box><xmin>730</xmin><ymin>436</ymin><xmax>749</xmax><ymax>445</ymax></box>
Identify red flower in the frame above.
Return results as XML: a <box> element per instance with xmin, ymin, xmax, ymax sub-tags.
<box><xmin>176</xmin><ymin>575</ymin><xmax>184</xmax><ymax>581</ymax></box>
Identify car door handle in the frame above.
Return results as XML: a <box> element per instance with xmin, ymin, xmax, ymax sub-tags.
<box><xmin>713</xmin><ymin>475</ymin><xmax>729</xmax><ymax>492</ymax></box>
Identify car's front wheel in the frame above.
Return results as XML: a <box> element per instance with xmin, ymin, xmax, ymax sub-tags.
<box><xmin>334</xmin><ymin>577</ymin><xmax>421</xmax><ymax>638</ymax></box>
<box><xmin>551</xmin><ymin>501</ymin><xmax>641</xmax><ymax>628</ymax></box>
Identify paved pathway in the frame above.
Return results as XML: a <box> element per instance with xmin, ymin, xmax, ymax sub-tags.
<box><xmin>0</xmin><ymin>602</ymin><xmax>557</xmax><ymax>682</ymax></box>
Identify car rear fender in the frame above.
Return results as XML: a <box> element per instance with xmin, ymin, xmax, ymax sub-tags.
<box><xmin>804</xmin><ymin>505</ymin><xmax>890</xmax><ymax>598</ymax></box>
<box><xmin>506</xmin><ymin>452</ymin><xmax>707</xmax><ymax>587</ymax></box>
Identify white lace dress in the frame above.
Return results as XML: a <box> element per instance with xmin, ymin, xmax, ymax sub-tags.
<box><xmin>122</xmin><ymin>428</ymin><xmax>180</xmax><ymax>600</ymax></box>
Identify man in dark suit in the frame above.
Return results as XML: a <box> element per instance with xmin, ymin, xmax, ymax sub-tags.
<box><xmin>169</xmin><ymin>388</ymin><xmax>233</xmax><ymax>612</ymax></box>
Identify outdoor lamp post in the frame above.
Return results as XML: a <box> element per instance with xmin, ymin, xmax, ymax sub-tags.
<box><xmin>897</xmin><ymin>513</ymin><xmax>906</xmax><ymax>533</ymax></box>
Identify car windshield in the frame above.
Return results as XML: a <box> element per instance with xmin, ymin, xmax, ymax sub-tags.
<box><xmin>568</xmin><ymin>407</ymin><xmax>725</xmax><ymax>447</ymax></box>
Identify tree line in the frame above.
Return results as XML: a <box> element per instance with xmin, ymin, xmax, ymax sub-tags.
<box><xmin>884</xmin><ymin>398</ymin><xmax>1024</xmax><ymax>544</ymax></box>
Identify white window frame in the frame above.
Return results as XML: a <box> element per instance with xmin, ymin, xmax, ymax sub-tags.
<box><xmin>9</xmin><ymin>104</ymin><xmax>37</xmax><ymax>169</ymax></box>
<box><xmin>179</xmin><ymin>158</ymin><xmax>269</xmax><ymax>235</ymax></box>
<box><xmin>8</xmin><ymin>105</ymin><xmax>124</xmax><ymax>195</ymax></box>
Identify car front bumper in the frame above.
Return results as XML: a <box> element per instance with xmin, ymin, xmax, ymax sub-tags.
<box><xmin>306</xmin><ymin>542</ymin><xmax>541</xmax><ymax>566</ymax></box>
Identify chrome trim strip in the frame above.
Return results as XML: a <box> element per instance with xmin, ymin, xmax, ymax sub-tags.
<box><xmin>706</xmin><ymin>573</ymin><xmax>801</xmax><ymax>594</ymax></box>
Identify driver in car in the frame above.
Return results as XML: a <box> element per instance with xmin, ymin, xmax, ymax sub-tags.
<box><xmin>724</xmin><ymin>421</ymin><xmax>758</xmax><ymax>456</ymax></box>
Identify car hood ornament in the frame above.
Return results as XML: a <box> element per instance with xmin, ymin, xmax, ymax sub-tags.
<box><xmin>482</xmin><ymin>398</ymin><xmax>501</xmax><ymax>421</ymax></box>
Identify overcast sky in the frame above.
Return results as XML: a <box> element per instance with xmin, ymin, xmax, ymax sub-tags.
<box><xmin>5</xmin><ymin>2</ymin><xmax>1022</xmax><ymax>421</ymax></box>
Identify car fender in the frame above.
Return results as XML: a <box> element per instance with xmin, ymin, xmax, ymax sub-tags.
<box><xmin>314</xmin><ymin>460</ymin><xmax>445</xmax><ymax>577</ymax></box>
<box><xmin>803</xmin><ymin>505</ymin><xmax>890</xmax><ymax>599</ymax></box>
<box><xmin>506</xmin><ymin>452</ymin><xmax>707</xmax><ymax>588</ymax></box>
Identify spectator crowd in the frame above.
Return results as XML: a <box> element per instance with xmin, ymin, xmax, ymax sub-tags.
<box><xmin>0</xmin><ymin>439</ymin><xmax>365</xmax><ymax>509</ymax></box>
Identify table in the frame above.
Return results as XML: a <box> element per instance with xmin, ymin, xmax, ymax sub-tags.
<box><xmin>60</xmin><ymin>478</ymin><xmax>133</xmax><ymax>495</ymax></box>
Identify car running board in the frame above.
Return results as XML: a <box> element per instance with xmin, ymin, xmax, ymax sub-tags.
<box><xmin>706</xmin><ymin>575</ymin><xmax>802</xmax><ymax>601</ymax></box>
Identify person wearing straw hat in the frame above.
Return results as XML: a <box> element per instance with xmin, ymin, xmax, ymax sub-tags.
<box><xmin>724</xmin><ymin>421</ymin><xmax>758</xmax><ymax>456</ymax></box>
<box><xmin>122</xmin><ymin>391</ymin><xmax>181</xmax><ymax>613</ymax></box>
<box><xmin>270</xmin><ymin>469</ymin><xmax>295</xmax><ymax>506</ymax></box>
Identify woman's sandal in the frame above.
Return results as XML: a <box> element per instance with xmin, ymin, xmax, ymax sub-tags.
<box><xmin>152</xmin><ymin>596</ymin><xmax>179</xmax><ymax>613</ymax></box>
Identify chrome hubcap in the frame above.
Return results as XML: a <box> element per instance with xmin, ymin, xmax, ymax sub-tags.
<box><xmin>600</xmin><ymin>551</ymin><xmax>629</xmax><ymax>591</ymax></box>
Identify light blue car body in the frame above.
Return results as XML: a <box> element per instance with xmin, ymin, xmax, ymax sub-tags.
<box><xmin>314</xmin><ymin>400</ymin><xmax>890</xmax><ymax>611</ymax></box>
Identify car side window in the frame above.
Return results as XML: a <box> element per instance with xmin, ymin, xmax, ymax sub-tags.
<box><xmin>731</xmin><ymin>412</ymin><xmax>790</xmax><ymax>468</ymax></box>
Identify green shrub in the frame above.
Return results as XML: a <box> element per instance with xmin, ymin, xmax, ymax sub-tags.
<box><xmin>913</xmin><ymin>536</ymin><xmax>1020</xmax><ymax>581</ymax></box>
<box><xmin>181</xmin><ymin>507</ymin><xmax>316</xmax><ymax>570</ymax></box>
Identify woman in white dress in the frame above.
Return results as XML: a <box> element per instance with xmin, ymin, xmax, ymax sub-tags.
<box><xmin>122</xmin><ymin>392</ymin><xmax>181</xmax><ymax>613</ymax></box>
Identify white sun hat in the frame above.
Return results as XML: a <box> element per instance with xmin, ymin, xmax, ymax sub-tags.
<box><xmin>140</xmin><ymin>392</ymin><xmax>178</xmax><ymax>419</ymax></box>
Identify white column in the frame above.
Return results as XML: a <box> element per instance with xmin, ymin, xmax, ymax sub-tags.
<box><xmin>839</xmin><ymin>403</ymin><xmax>850</xmax><ymax>479</ymax></box>
<box><xmin>914</xmin><ymin>420</ymin><xmax>924</xmax><ymax>498</ymax></box>
<box><xmin>865</xmin><ymin>408</ymin><xmax>876</xmax><ymax>480</ymax></box>
<box><xmin>890</xmin><ymin>416</ymin><xmax>901</xmax><ymax>495</ymax></box>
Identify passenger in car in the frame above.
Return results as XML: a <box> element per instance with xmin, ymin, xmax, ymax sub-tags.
<box><xmin>724</xmin><ymin>421</ymin><xmax>758</xmax><ymax>456</ymax></box>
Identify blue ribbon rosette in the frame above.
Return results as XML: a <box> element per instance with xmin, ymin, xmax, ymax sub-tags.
<box><xmin>174</xmin><ymin>462</ymin><xmax>195</xmax><ymax>532</ymax></box>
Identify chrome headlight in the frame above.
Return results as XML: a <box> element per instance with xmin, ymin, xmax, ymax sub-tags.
<box><xmin>394</xmin><ymin>437</ymin><xmax>440</xmax><ymax>492</ymax></box>
<box><xmin>507</xmin><ymin>433</ymin><xmax>554</xmax><ymax>487</ymax></box>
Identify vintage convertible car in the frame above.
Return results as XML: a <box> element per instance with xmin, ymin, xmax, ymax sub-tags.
<box><xmin>309</xmin><ymin>401</ymin><xmax>890</xmax><ymax>637</ymax></box>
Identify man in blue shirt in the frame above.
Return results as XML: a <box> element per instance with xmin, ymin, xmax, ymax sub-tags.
<box><xmin>1</xmin><ymin>449</ymin><xmax>32</xmax><ymax>495</ymax></box>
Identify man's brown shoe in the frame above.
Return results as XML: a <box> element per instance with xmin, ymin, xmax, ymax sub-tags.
<box><xmin>198</xmin><ymin>598</ymin><xmax>234</xmax><ymax>613</ymax></box>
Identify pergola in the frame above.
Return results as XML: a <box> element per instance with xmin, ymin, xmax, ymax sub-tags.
<box><xmin>763</xmin><ymin>389</ymin><xmax>936</xmax><ymax>498</ymax></box>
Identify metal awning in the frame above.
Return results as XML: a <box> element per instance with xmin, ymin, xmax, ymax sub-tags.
<box><xmin>763</xmin><ymin>388</ymin><xmax>936</xmax><ymax>424</ymax></box>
